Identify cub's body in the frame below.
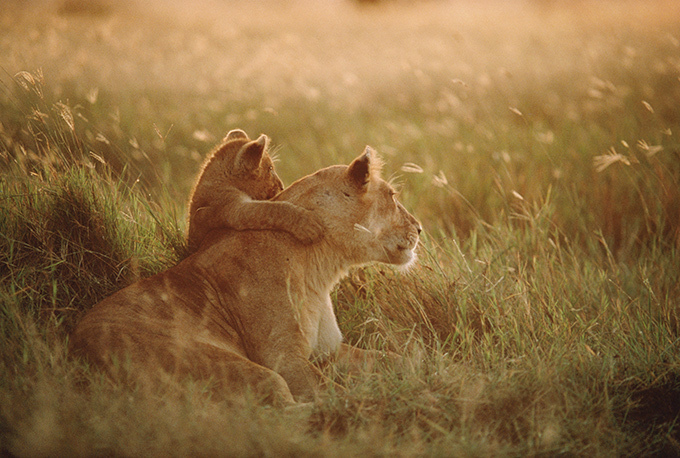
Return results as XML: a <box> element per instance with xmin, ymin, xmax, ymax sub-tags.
<box><xmin>187</xmin><ymin>129</ymin><xmax>322</xmax><ymax>252</ymax></box>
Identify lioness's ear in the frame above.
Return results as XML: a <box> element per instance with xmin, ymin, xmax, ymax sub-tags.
<box><xmin>225</xmin><ymin>129</ymin><xmax>248</xmax><ymax>142</ymax></box>
<box><xmin>235</xmin><ymin>134</ymin><xmax>268</xmax><ymax>172</ymax></box>
<box><xmin>347</xmin><ymin>146</ymin><xmax>374</xmax><ymax>191</ymax></box>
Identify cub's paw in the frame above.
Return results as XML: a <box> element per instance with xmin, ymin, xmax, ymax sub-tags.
<box><xmin>291</xmin><ymin>210</ymin><xmax>325</xmax><ymax>244</ymax></box>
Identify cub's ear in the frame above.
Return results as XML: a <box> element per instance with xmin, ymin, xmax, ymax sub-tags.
<box><xmin>235</xmin><ymin>134</ymin><xmax>268</xmax><ymax>172</ymax></box>
<box><xmin>225</xmin><ymin>129</ymin><xmax>249</xmax><ymax>142</ymax></box>
<box><xmin>347</xmin><ymin>146</ymin><xmax>374</xmax><ymax>191</ymax></box>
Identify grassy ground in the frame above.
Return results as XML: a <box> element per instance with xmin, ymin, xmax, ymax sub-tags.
<box><xmin>1</xmin><ymin>0</ymin><xmax>679</xmax><ymax>455</ymax></box>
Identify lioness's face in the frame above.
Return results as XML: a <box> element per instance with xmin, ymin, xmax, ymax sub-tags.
<box><xmin>361</xmin><ymin>180</ymin><xmax>421</xmax><ymax>266</ymax></box>
<box><xmin>279</xmin><ymin>147</ymin><xmax>421</xmax><ymax>267</ymax></box>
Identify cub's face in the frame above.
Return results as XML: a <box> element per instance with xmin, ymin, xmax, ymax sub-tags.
<box><xmin>221</xmin><ymin>132</ymin><xmax>284</xmax><ymax>201</ymax></box>
<box><xmin>237</xmin><ymin>153</ymin><xmax>284</xmax><ymax>201</ymax></box>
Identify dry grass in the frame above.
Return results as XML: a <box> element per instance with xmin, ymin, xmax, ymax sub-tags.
<box><xmin>1</xmin><ymin>0</ymin><xmax>680</xmax><ymax>455</ymax></box>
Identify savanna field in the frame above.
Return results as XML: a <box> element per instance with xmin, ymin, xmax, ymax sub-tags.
<box><xmin>1</xmin><ymin>0</ymin><xmax>679</xmax><ymax>455</ymax></box>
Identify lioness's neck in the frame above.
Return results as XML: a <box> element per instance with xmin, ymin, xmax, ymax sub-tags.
<box><xmin>299</xmin><ymin>240</ymin><xmax>356</xmax><ymax>293</ymax></box>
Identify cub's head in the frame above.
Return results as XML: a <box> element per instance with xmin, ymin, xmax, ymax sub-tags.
<box><xmin>277</xmin><ymin>147</ymin><xmax>421</xmax><ymax>268</ymax></box>
<box><xmin>201</xmin><ymin>129</ymin><xmax>283</xmax><ymax>200</ymax></box>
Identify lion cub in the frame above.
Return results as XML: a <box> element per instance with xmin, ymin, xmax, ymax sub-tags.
<box><xmin>187</xmin><ymin>129</ymin><xmax>323</xmax><ymax>252</ymax></box>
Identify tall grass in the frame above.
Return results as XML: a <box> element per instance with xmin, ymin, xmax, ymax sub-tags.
<box><xmin>1</xmin><ymin>0</ymin><xmax>679</xmax><ymax>455</ymax></box>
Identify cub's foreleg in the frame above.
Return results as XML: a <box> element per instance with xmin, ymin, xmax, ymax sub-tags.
<box><xmin>225</xmin><ymin>199</ymin><xmax>324</xmax><ymax>245</ymax></box>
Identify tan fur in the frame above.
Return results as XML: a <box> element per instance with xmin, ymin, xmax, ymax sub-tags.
<box><xmin>187</xmin><ymin>129</ymin><xmax>323</xmax><ymax>252</ymax></box>
<box><xmin>69</xmin><ymin>147</ymin><xmax>421</xmax><ymax>404</ymax></box>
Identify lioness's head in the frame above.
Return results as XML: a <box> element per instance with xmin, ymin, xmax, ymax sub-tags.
<box><xmin>277</xmin><ymin>147</ymin><xmax>421</xmax><ymax>267</ymax></box>
<box><xmin>203</xmin><ymin>129</ymin><xmax>284</xmax><ymax>200</ymax></box>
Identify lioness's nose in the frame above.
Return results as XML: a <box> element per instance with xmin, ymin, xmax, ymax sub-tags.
<box><xmin>416</xmin><ymin>224</ymin><xmax>422</xmax><ymax>235</ymax></box>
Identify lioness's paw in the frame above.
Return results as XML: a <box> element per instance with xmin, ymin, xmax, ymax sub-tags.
<box><xmin>291</xmin><ymin>211</ymin><xmax>325</xmax><ymax>244</ymax></box>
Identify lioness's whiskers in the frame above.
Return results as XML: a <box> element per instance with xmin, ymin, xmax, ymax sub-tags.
<box><xmin>354</xmin><ymin>223</ymin><xmax>373</xmax><ymax>234</ymax></box>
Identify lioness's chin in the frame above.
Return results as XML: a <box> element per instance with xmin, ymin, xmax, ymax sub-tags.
<box><xmin>387</xmin><ymin>248</ymin><xmax>417</xmax><ymax>269</ymax></box>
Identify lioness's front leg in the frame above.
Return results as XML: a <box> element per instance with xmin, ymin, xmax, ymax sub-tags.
<box><xmin>181</xmin><ymin>342</ymin><xmax>296</xmax><ymax>406</ymax></box>
<box><xmin>331</xmin><ymin>343</ymin><xmax>402</xmax><ymax>374</ymax></box>
<box><xmin>244</xmin><ymin>307</ymin><xmax>344</xmax><ymax>401</ymax></box>
<box><xmin>267</xmin><ymin>353</ymin><xmax>329</xmax><ymax>402</ymax></box>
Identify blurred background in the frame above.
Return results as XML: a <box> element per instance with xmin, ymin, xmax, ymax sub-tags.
<box><xmin>2</xmin><ymin>3</ymin><xmax>679</xmax><ymax>454</ymax></box>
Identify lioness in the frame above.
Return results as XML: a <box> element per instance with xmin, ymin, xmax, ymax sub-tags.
<box><xmin>69</xmin><ymin>148</ymin><xmax>421</xmax><ymax>404</ymax></box>
<box><xmin>187</xmin><ymin>129</ymin><xmax>323</xmax><ymax>252</ymax></box>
